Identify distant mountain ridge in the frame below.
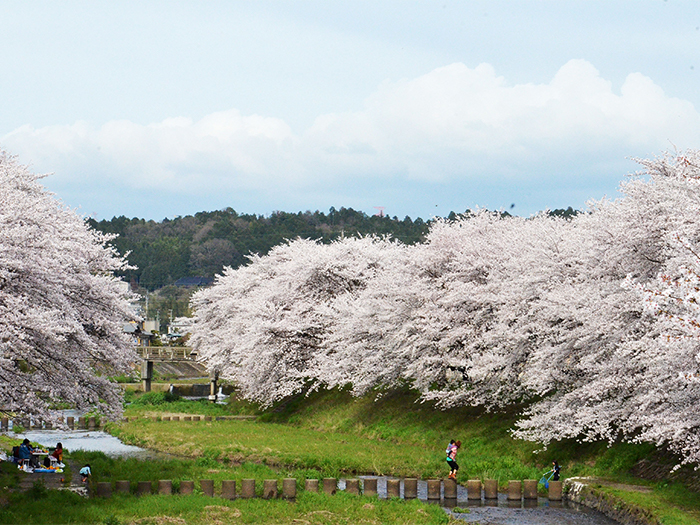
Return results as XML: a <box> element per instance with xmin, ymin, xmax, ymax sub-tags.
<box><xmin>89</xmin><ymin>206</ymin><xmax>578</xmax><ymax>291</ymax></box>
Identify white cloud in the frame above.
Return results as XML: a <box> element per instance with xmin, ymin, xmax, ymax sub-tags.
<box><xmin>3</xmin><ymin>59</ymin><xmax>700</xmax><ymax>202</ymax></box>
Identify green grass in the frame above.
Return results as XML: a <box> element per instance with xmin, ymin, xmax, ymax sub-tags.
<box><xmin>114</xmin><ymin>387</ymin><xmax>700</xmax><ymax>524</ymax></box>
<box><xmin>0</xmin><ymin>488</ymin><xmax>450</xmax><ymax>525</ymax></box>
<box><xmin>3</xmin><ymin>387</ymin><xmax>700</xmax><ymax>524</ymax></box>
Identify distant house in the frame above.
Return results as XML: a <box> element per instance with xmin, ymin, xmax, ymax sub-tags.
<box><xmin>123</xmin><ymin>321</ymin><xmax>154</xmax><ymax>347</ymax></box>
<box><xmin>173</xmin><ymin>276</ymin><xmax>213</xmax><ymax>287</ymax></box>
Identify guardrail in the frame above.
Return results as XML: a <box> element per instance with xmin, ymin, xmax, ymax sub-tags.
<box><xmin>135</xmin><ymin>346</ymin><xmax>196</xmax><ymax>360</ymax></box>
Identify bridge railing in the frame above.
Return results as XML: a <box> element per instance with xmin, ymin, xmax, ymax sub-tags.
<box><xmin>136</xmin><ymin>346</ymin><xmax>196</xmax><ymax>360</ymax></box>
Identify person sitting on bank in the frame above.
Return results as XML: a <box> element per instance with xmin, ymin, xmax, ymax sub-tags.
<box><xmin>18</xmin><ymin>439</ymin><xmax>38</xmax><ymax>468</ymax></box>
<box><xmin>44</xmin><ymin>442</ymin><xmax>63</xmax><ymax>467</ymax></box>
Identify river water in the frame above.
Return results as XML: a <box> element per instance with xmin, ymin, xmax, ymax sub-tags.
<box><xmin>8</xmin><ymin>427</ymin><xmax>619</xmax><ymax>524</ymax></box>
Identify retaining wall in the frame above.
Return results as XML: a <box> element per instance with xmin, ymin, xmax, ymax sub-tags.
<box><xmin>565</xmin><ymin>478</ymin><xmax>660</xmax><ymax>525</ymax></box>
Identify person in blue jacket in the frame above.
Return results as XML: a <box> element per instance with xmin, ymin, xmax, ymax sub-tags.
<box><xmin>18</xmin><ymin>439</ymin><xmax>38</xmax><ymax>467</ymax></box>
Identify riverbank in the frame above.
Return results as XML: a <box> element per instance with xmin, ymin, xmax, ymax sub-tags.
<box><xmin>113</xmin><ymin>387</ymin><xmax>700</xmax><ymax>524</ymax></box>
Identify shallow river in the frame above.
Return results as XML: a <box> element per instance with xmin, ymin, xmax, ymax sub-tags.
<box><xmin>10</xmin><ymin>427</ymin><xmax>619</xmax><ymax>525</ymax></box>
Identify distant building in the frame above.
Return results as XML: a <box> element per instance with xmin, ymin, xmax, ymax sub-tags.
<box><xmin>123</xmin><ymin>321</ymin><xmax>154</xmax><ymax>347</ymax></box>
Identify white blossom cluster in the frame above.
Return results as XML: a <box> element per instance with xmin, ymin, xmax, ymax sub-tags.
<box><xmin>191</xmin><ymin>150</ymin><xmax>700</xmax><ymax>464</ymax></box>
<box><xmin>0</xmin><ymin>151</ymin><xmax>136</xmax><ymax>424</ymax></box>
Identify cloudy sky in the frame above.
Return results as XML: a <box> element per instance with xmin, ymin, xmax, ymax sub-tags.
<box><xmin>2</xmin><ymin>1</ymin><xmax>699</xmax><ymax>221</ymax></box>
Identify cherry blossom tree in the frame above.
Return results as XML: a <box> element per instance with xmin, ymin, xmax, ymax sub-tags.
<box><xmin>190</xmin><ymin>236</ymin><xmax>404</xmax><ymax>406</ymax></box>
<box><xmin>515</xmin><ymin>150</ymin><xmax>700</xmax><ymax>464</ymax></box>
<box><xmin>190</xmin><ymin>149</ymin><xmax>700</xmax><ymax>464</ymax></box>
<box><xmin>0</xmin><ymin>151</ymin><xmax>136</xmax><ymax>424</ymax></box>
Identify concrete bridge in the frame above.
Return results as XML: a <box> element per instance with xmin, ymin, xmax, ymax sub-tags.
<box><xmin>136</xmin><ymin>346</ymin><xmax>196</xmax><ymax>361</ymax></box>
<box><xmin>136</xmin><ymin>346</ymin><xmax>220</xmax><ymax>401</ymax></box>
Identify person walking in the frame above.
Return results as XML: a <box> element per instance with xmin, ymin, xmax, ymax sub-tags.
<box><xmin>446</xmin><ymin>440</ymin><xmax>461</xmax><ymax>480</ymax></box>
<box><xmin>80</xmin><ymin>464</ymin><xmax>92</xmax><ymax>483</ymax></box>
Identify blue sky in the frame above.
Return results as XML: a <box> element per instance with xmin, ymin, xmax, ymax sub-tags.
<box><xmin>1</xmin><ymin>1</ymin><xmax>699</xmax><ymax>221</ymax></box>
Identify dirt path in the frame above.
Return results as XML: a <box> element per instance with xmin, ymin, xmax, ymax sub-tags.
<box><xmin>16</xmin><ymin>458</ymin><xmax>87</xmax><ymax>496</ymax></box>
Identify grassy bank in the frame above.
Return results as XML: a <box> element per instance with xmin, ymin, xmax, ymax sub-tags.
<box><xmin>0</xmin><ymin>484</ymin><xmax>449</xmax><ymax>525</ymax></box>
<box><xmin>2</xmin><ymin>387</ymin><xmax>700</xmax><ymax>524</ymax></box>
<box><xmin>113</xmin><ymin>387</ymin><xmax>700</xmax><ymax>524</ymax></box>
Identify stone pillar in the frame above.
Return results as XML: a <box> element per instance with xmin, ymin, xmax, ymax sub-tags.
<box><xmin>95</xmin><ymin>482</ymin><xmax>111</xmax><ymax>498</ymax></box>
<box><xmin>45</xmin><ymin>421</ymin><xmax>53</xmax><ymax>430</ymax></box>
<box><xmin>172</xmin><ymin>416</ymin><xmax>180</xmax><ymax>422</ymax></box>
<box><xmin>305</xmin><ymin>479</ymin><xmax>319</xmax><ymax>492</ymax></box>
<box><xmin>88</xmin><ymin>417</ymin><xmax>96</xmax><ymax>430</ymax></box>
<box><xmin>180</xmin><ymin>480</ymin><xmax>194</xmax><ymax>495</ymax></box>
<box><xmin>548</xmin><ymin>480</ymin><xmax>563</xmax><ymax>501</ymax></box>
<box><xmin>404</xmin><ymin>478</ymin><xmax>418</xmax><ymax>499</ymax></box>
<box><xmin>282</xmin><ymin>478</ymin><xmax>296</xmax><ymax>499</ymax></box>
<box><xmin>1</xmin><ymin>417</ymin><xmax>7</xmax><ymax>431</ymax></box>
<box><xmin>322</xmin><ymin>478</ymin><xmax>337</xmax><ymax>495</ymax></box>
<box><xmin>386</xmin><ymin>479</ymin><xmax>400</xmax><ymax>498</ymax></box>
<box><xmin>183</xmin><ymin>416</ymin><xmax>191</xmax><ymax>422</ymax></box>
<box><xmin>484</xmin><ymin>479</ymin><xmax>498</xmax><ymax>499</ymax></box>
<box><xmin>345</xmin><ymin>478</ymin><xmax>360</xmax><ymax>495</ymax></box>
<box><xmin>78</xmin><ymin>417</ymin><xmax>87</xmax><ymax>429</ymax></box>
<box><xmin>363</xmin><ymin>478</ymin><xmax>377</xmax><ymax>497</ymax></box>
<box><xmin>66</xmin><ymin>416</ymin><xmax>74</xmax><ymax>429</ymax></box>
<box><xmin>209</xmin><ymin>371</ymin><xmax>218</xmax><ymax>402</ymax></box>
<box><xmin>141</xmin><ymin>360</ymin><xmax>153</xmax><ymax>392</ymax></box>
<box><xmin>523</xmin><ymin>479</ymin><xmax>538</xmax><ymax>500</ymax></box>
<box><xmin>204</xmin><ymin>416</ymin><xmax>212</xmax><ymax>421</ymax></box>
<box><xmin>263</xmin><ymin>479</ymin><xmax>278</xmax><ymax>499</ymax></box>
<box><xmin>241</xmin><ymin>479</ymin><xmax>256</xmax><ymax>498</ymax></box>
<box><xmin>467</xmin><ymin>479</ymin><xmax>482</xmax><ymax>500</ymax></box>
<box><xmin>162</xmin><ymin>416</ymin><xmax>170</xmax><ymax>422</ymax></box>
<box><xmin>507</xmin><ymin>480</ymin><xmax>522</xmax><ymax>501</ymax></box>
<box><xmin>158</xmin><ymin>480</ymin><xmax>172</xmax><ymax>495</ymax></box>
<box><xmin>444</xmin><ymin>478</ymin><xmax>457</xmax><ymax>499</ymax></box>
<box><xmin>427</xmin><ymin>479</ymin><xmax>441</xmax><ymax>500</ymax></box>
<box><xmin>137</xmin><ymin>481</ymin><xmax>152</xmax><ymax>495</ymax></box>
<box><xmin>115</xmin><ymin>480</ymin><xmax>130</xmax><ymax>493</ymax></box>
<box><xmin>193</xmin><ymin>416</ymin><xmax>200</xmax><ymax>422</ymax></box>
<box><xmin>221</xmin><ymin>480</ymin><xmax>236</xmax><ymax>500</ymax></box>
<box><xmin>200</xmin><ymin>479</ymin><xmax>214</xmax><ymax>496</ymax></box>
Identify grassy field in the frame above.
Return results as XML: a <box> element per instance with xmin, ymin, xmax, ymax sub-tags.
<box><xmin>114</xmin><ymin>387</ymin><xmax>700</xmax><ymax>524</ymax></box>
<box><xmin>2</xmin><ymin>387</ymin><xmax>700</xmax><ymax>524</ymax></box>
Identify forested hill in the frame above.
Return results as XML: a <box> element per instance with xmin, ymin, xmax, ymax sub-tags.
<box><xmin>89</xmin><ymin>206</ymin><xmax>578</xmax><ymax>291</ymax></box>
<box><xmin>88</xmin><ymin>207</ymin><xmax>429</xmax><ymax>290</ymax></box>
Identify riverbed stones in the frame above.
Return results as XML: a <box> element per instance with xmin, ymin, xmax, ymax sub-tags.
<box><xmin>96</xmin><ymin>482</ymin><xmax>112</xmax><ymax>498</ymax></box>
<box><xmin>467</xmin><ymin>479</ymin><xmax>482</xmax><ymax>500</ymax></box>
<box><xmin>443</xmin><ymin>478</ymin><xmax>457</xmax><ymax>499</ymax></box>
<box><xmin>200</xmin><ymin>479</ymin><xmax>214</xmax><ymax>496</ymax></box>
<box><xmin>263</xmin><ymin>479</ymin><xmax>278</xmax><ymax>499</ymax></box>
<box><xmin>115</xmin><ymin>480</ymin><xmax>130</xmax><ymax>493</ymax></box>
<box><xmin>524</xmin><ymin>479</ymin><xmax>538</xmax><ymax>499</ymax></box>
<box><xmin>549</xmin><ymin>480</ymin><xmax>563</xmax><ymax>501</ymax></box>
<box><xmin>386</xmin><ymin>478</ymin><xmax>400</xmax><ymax>498</ymax></box>
<box><xmin>404</xmin><ymin>478</ymin><xmax>418</xmax><ymax>499</ymax></box>
<box><xmin>282</xmin><ymin>478</ymin><xmax>296</xmax><ymax>498</ymax></box>
<box><xmin>427</xmin><ymin>479</ymin><xmax>441</xmax><ymax>500</ymax></box>
<box><xmin>484</xmin><ymin>479</ymin><xmax>498</xmax><ymax>499</ymax></box>
<box><xmin>305</xmin><ymin>478</ymin><xmax>319</xmax><ymax>492</ymax></box>
<box><xmin>508</xmin><ymin>480</ymin><xmax>522</xmax><ymax>500</ymax></box>
<box><xmin>241</xmin><ymin>478</ymin><xmax>256</xmax><ymax>498</ymax></box>
<box><xmin>221</xmin><ymin>480</ymin><xmax>236</xmax><ymax>500</ymax></box>
<box><xmin>322</xmin><ymin>477</ymin><xmax>337</xmax><ymax>495</ymax></box>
